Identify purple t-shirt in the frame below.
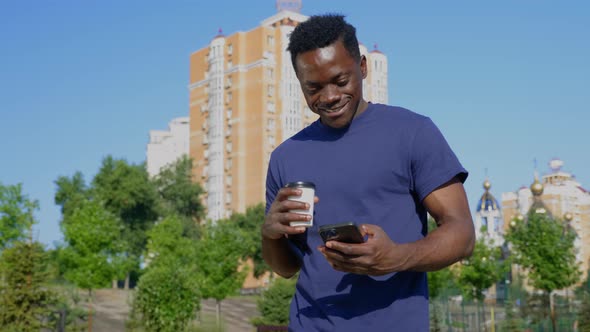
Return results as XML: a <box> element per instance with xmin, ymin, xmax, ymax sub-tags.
<box><xmin>265</xmin><ymin>103</ymin><xmax>467</xmax><ymax>331</ymax></box>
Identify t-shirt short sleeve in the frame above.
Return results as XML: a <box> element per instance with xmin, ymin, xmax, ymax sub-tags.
<box><xmin>411</xmin><ymin>117</ymin><xmax>468</xmax><ymax>202</ymax></box>
<box><xmin>265</xmin><ymin>153</ymin><xmax>282</xmax><ymax>214</ymax></box>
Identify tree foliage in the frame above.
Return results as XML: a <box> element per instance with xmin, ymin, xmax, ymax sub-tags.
<box><xmin>251</xmin><ymin>277</ymin><xmax>297</xmax><ymax>327</ymax></box>
<box><xmin>60</xmin><ymin>199</ymin><xmax>122</xmax><ymax>291</ymax></box>
<box><xmin>579</xmin><ymin>290</ymin><xmax>590</xmax><ymax>332</ymax></box>
<box><xmin>230</xmin><ymin>203</ymin><xmax>269</xmax><ymax>278</ymax></box>
<box><xmin>130</xmin><ymin>216</ymin><xmax>201</xmax><ymax>332</ymax></box>
<box><xmin>131</xmin><ymin>263</ymin><xmax>200</xmax><ymax>332</ymax></box>
<box><xmin>196</xmin><ymin>220</ymin><xmax>248</xmax><ymax>301</ymax></box>
<box><xmin>54</xmin><ymin>171</ymin><xmax>90</xmax><ymax>218</ymax></box>
<box><xmin>0</xmin><ymin>241</ymin><xmax>59</xmax><ymax>331</ymax></box>
<box><xmin>507</xmin><ymin>212</ymin><xmax>581</xmax><ymax>332</ymax></box>
<box><xmin>506</xmin><ymin>212</ymin><xmax>580</xmax><ymax>292</ymax></box>
<box><xmin>196</xmin><ymin>219</ymin><xmax>248</xmax><ymax>326</ymax></box>
<box><xmin>152</xmin><ymin>156</ymin><xmax>205</xmax><ymax>234</ymax></box>
<box><xmin>457</xmin><ymin>235</ymin><xmax>507</xmax><ymax>302</ymax></box>
<box><xmin>0</xmin><ymin>182</ymin><xmax>38</xmax><ymax>251</ymax></box>
<box><xmin>92</xmin><ymin>156</ymin><xmax>160</xmax><ymax>282</ymax></box>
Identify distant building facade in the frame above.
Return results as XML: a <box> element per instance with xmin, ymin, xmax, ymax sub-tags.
<box><xmin>188</xmin><ymin>4</ymin><xmax>389</xmax><ymax>222</ymax></box>
<box><xmin>146</xmin><ymin>117</ymin><xmax>190</xmax><ymax>177</ymax></box>
<box><xmin>501</xmin><ymin>159</ymin><xmax>590</xmax><ymax>282</ymax></box>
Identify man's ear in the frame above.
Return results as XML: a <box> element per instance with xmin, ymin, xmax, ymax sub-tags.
<box><xmin>360</xmin><ymin>55</ymin><xmax>367</xmax><ymax>79</ymax></box>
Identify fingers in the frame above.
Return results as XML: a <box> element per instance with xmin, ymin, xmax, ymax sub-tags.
<box><xmin>318</xmin><ymin>245</ymin><xmax>368</xmax><ymax>273</ymax></box>
<box><xmin>270</xmin><ymin>188</ymin><xmax>311</xmax><ymax>213</ymax></box>
<box><xmin>263</xmin><ymin>188</ymin><xmax>315</xmax><ymax>240</ymax></box>
<box><xmin>360</xmin><ymin>224</ymin><xmax>381</xmax><ymax>237</ymax></box>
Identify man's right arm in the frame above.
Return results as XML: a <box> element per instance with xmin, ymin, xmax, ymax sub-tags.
<box><xmin>261</xmin><ymin>187</ymin><xmax>313</xmax><ymax>278</ymax></box>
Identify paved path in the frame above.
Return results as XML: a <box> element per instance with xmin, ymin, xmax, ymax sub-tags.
<box><xmin>201</xmin><ymin>298</ymin><xmax>259</xmax><ymax>332</ymax></box>
<box><xmin>90</xmin><ymin>289</ymin><xmax>260</xmax><ymax>332</ymax></box>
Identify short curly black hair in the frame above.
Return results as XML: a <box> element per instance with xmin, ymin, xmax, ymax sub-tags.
<box><xmin>287</xmin><ymin>14</ymin><xmax>361</xmax><ymax>72</ymax></box>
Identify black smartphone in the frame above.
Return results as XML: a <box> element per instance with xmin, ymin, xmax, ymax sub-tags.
<box><xmin>319</xmin><ymin>222</ymin><xmax>365</xmax><ymax>244</ymax></box>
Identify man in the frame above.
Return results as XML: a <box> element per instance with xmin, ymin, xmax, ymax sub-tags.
<box><xmin>262</xmin><ymin>14</ymin><xmax>474</xmax><ymax>331</ymax></box>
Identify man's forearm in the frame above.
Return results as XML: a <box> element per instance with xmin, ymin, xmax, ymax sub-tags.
<box><xmin>398</xmin><ymin>219</ymin><xmax>474</xmax><ymax>272</ymax></box>
<box><xmin>262</xmin><ymin>236</ymin><xmax>302</xmax><ymax>278</ymax></box>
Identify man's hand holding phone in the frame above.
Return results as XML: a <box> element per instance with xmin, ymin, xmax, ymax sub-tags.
<box><xmin>318</xmin><ymin>224</ymin><xmax>410</xmax><ymax>276</ymax></box>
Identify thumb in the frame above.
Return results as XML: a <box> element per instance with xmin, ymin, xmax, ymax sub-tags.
<box><xmin>360</xmin><ymin>224</ymin><xmax>380</xmax><ymax>237</ymax></box>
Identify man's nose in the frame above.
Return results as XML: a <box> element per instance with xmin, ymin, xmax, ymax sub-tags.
<box><xmin>319</xmin><ymin>85</ymin><xmax>340</xmax><ymax>105</ymax></box>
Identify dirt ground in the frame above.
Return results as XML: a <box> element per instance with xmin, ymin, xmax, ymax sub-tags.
<box><xmin>90</xmin><ymin>289</ymin><xmax>260</xmax><ymax>332</ymax></box>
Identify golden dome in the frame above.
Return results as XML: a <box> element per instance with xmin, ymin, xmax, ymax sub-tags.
<box><xmin>530</xmin><ymin>178</ymin><xmax>544</xmax><ymax>196</ymax></box>
<box><xmin>564</xmin><ymin>212</ymin><xmax>573</xmax><ymax>222</ymax></box>
<box><xmin>483</xmin><ymin>179</ymin><xmax>491</xmax><ymax>190</ymax></box>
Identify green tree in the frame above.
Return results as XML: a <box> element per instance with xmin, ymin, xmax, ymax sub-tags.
<box><xmin>54</xmin><ymin>171</ymin><xmax>90</xmax><ymax>218</ymax></box>
<box><xmin>130</xmin><ymin>216</ymin><xmax>201</xmax><ymax>332</ymax></box>
<box><xmin>502</xmin><ymin>288</ymin><xmax>525</xmax><ymax>332</ymax></box>
<box><xmin>576</xmin><ymin>268</ymin><xmax>590</xmax><ymax>332</ymax></box>
<box><xmin>92</xmin><ymin>156</ymin><xmax>160</xmax><ymax>288</ymax></box>
<box><xmin>0</xmin><ymin>241</ymin><xmax>59</xmax><ymax>332</ymax></box>
<box><xmin>0</xmin><ymin>182</ymin><xmax>38</xmax><ymax>251</ymax></box>
<box><xmin>152</xmin><ymin>156</ymin><xmax>205</xmax><ymax>231</ymax></box>
<box><xmin>579</xmin><ymin>291</ymin><xmax>590</xmax><ymax>332</ymax></box>
<box><xmin>61</xmin><ymin>199</ymin><xmax>123</xmax><ymax>331</ymax></box>
<box><xmin>428</xmin><ymin>267</ymin><xmax>456</xmax><ymax>331</ymax></box>
<box><xmin>230</xmin><ymin>203</ymin><xmax>270</xmax><ymax>278</ymax></box>
<box><xmin>457</xmin><ymin>235</ymin><xmax>506</xmax><ymax>332</ymax></box>
<box><xmin>196</xmin><ymin>220</ymin><xmax>248</xmax><ymax>327</ymax></box>
<box><xmin>506</xmin><ymin>212</ymin><xmax>581</xmax><ymax>332</ymax></box>
<box><xmin>251</xmin><ymin>277</ymin><xmax>297</xmax><ymax>327</ymax></box>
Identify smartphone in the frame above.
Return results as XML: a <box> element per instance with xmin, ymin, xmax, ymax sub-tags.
<box><xmin>319</xmin><ymin>222</ymin><xmax>365</xmax><ymax>244</ymax></box>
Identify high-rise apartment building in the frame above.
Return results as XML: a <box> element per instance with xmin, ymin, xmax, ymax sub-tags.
<box><xmin>501</xmin><ymin>159</ymin><xmax>590</xmax><ymax>282</ymax></box>
<box><xmin>146</xmin><ymin>117</ymin><xmax>190</xmax><ymax>177</ymax></box>
<box><xmin>189</xmin><ymin>3</ymin><xmax>389</xmax><ymax>220</ymax></box>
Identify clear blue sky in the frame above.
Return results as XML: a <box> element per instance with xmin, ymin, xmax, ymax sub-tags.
<box><xmin>1</xmin><ymin>0</ymin><xmax>588</xmax><ymax>247</ymax></box>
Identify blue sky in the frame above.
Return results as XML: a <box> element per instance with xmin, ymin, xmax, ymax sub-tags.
<box><xmin>1</xmin><ymin>0</ymin><xmax>588</xmax><ymax>247</ymax></box>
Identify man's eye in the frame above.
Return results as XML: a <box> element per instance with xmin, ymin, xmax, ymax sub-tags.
<box><xmin>337</xmin><ymin>81</ymin><xmax>348</xmax><ymax>87</ymax></box>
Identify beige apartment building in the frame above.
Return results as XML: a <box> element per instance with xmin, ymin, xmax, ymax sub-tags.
<box><xmin>189</xmin><ymin>4</ymin><xmax>389</xmax><ymax>222</ymax></box>
<box><xmin>501</xmin><ymin>158</ymin><xmax>590</xmax><ymax>283</ymax></box>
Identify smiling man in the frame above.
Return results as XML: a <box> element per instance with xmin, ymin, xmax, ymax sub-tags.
<box><xmin>261</xmin><ymin>14</ymin><xmax>475</xmax><ymax>331</ymax></box>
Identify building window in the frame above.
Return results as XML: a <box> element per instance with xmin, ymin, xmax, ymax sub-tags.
<box><xmin>227</xmin><ymin>92</ymin><xmax>232</xmax><ymax>103</ymax></box>
<box><xmin>267</xmin><ymin>68</ymin><xmax>274</xmax><ymax>80</ymax></box>
<box><xmin>267</xmin><ymin>35</ymin><xmax>274</xmax><ymax>48</ymax></box>
<box><xmin>227</xmin><ymin>44</ymin><xmax>233</xmax><ymax>55</ymax></box>
<box><xmin>267</xmin><ymin>102</ymin><xmax>275</xmax><ymax>113</ymax></box>
<box><xmin>267</xmin><ymin>118</ymin><xmax>275</xmax><ymax>131</ymax></box>
<box><xmin>267</xmin><ymin>84</ymin><xmax>274</xmax><ymax>97</ymax></box>
<box><xmin>227</xmin><ymin>60</ymin><xmax>233</xmax><ymax>69</ymax></box>
<box><xmin>226</xmin><ymin>76</ymin><xmax>232</xmax><ymax>88</ymax></box>
<box><xmin>267</xmin><ymin>135</ymin><xmax>275</xmax><ymax>146</ymax></box>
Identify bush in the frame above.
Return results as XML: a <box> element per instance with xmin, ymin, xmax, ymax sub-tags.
<box><xmin>0</xmin><ymin>241</ymin><xmax>59</xmax><ymax>331</ymax></box>
<box><xmin>251</xmin><ymin>277</ymin><xmax>297</xmax><ymax>327</ymax></box>
<box><xmin>130</xmin><ymin>263</ymin><xmax>201</xmax><ymax>332</ymax></box>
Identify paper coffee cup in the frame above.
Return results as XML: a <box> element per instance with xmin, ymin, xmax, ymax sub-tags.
<box><xmin>285</xmin><ymin>181</ymin><xmax>315</xmax><ymax>227</ymax></box>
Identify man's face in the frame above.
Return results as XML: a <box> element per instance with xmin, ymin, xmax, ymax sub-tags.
<box><xmin>295</xmin><ymin>39</ymin><xmax>367</xmax><ymax>129</ymax></box>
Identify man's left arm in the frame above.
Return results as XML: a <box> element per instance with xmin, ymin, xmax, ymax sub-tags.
<box><xmin>395</xmin><ymin>176</ymin><xmax>475</xmax><ymax>272</ymax></box>
<box><xmin>319</xmin><ymin>176</ymin><xmax>475</xmax><ymax>274</ymax></box>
